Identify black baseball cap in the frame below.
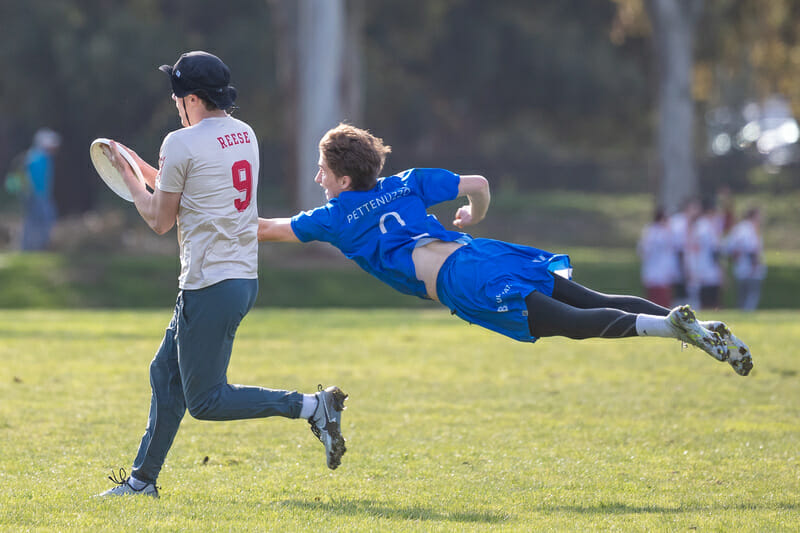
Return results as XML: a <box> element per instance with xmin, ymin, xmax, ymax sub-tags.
<box><xmin>159</xmin><ymin>51</ymin><xmax>237</xmax><ymax>111</ymax></box>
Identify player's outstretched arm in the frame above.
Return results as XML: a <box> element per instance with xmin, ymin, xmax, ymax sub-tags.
<box><xmin>258</xmin><ymin>217</ymin><xmax>301</xmax><ymax>243</ymax></box>
<box><xmin>453</xmin><ymin>175</ymin><xmax>490</xmax><ymax>228</ymax></box>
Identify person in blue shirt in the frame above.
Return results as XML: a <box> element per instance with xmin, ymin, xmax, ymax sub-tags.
<box><xmin>258</xmin><ymin>123</ymin><xmax>752</xmax><ymax>376</ymax></box>
<box><xmin>16</xmin><ymin>128</ymin><xmax>61</xmax><ymax>250</ymax></box>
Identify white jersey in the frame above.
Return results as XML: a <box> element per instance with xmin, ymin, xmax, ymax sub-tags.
<box><xmin>685</xmin><ymin>215</ymin><xmax>722</xmax><ymax>286</ymax></box>
<box><xmin>156</xmin><ymin>115</ymin><xmax>259</xmax><ymax>289</ymax></box>
<box><xmin>637</xmin><ymin>222</ymin><xmax>678</xmax><ymax>287</ymax></box>
<box><xmin>726</xmin><ymin>220</ymin><xmax>766</xmax><ymax>281</ymax></box>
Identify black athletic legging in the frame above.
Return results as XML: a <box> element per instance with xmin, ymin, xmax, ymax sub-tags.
<box><xmin>525</xmin><ymin>275</ymin><xmax>670</xmax><ymax>339</ymax></box>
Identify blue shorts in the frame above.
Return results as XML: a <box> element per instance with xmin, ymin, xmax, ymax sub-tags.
<box><xmin>435</xmin><ymin>238</ymin><xmax>572</xmax><ymax>342</ymax></box>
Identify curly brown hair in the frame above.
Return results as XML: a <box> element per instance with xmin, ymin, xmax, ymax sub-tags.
<box><xmin>319</xmin><ymin>123</ymin><xmax>392</xmax><ymax>191</ymax></box>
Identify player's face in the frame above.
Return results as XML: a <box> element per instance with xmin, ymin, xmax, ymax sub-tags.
<box><xmin>315</xmin><ymin>154</ymin><xmax>349</xmax><ymax>200</ymax></box>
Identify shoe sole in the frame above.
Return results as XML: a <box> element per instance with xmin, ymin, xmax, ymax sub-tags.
<box><xmin>704</xmin><ymin>322</ymin><xmax>754</xmax><ymax>377</ymax></box>
<box><xmin>95</xmin><ymin>485</ymin><xmax>159</xmax><ymax>498</ymax></box>
<box><xmin>328</xmin><ymin>386</ymin><xmax>348</xmax><ymax>412</ymax></box>
<box><xmin>325</xmin><ymin>387</ymin><xmax>348</xmax><ymax>470</ymax></box>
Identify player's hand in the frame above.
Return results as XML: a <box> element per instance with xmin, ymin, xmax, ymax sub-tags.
<box><xmin>113</xmin><ymin>141</ymin><xmax>150</xmax><ymax>171</ymax></box>
<box><xmin>453</xmin><ymin>205</ymin><xmax>474</xmax><ymax>228</ymax></box>
<box><xmin>108</xmin><ymin>140</ymin><xmax>134</xmax><ymax>178</ymax></box>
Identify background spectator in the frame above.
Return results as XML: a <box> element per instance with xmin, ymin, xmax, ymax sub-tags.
<box><xmin>4</xmin><ymin>128</ymin><xmax>62</xmax><ymax>250</ymax></box>
<box><xmin>726</xmin><ymin>207</ymin><xmax>767</xmax><ymax>311</ymax></box>
<box><xmin>668</xmin><ymin>199</ymin><xmax>700</xmax><ymax>306</ymax></box>
<box><xmin>685</xmin><ymin>197</ymin><xmax>724</xmax><ymax>310</ymax></box>
<box><xmin>637</xmin><ymin>207</ymin><xmax>678</xmax><ymax>307</ymax></box>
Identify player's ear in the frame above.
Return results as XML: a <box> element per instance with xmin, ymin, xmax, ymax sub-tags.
<box><xmin>339</xmin><ymin>175</ymin><xmax>353</xmax><ymax>190</ymax></box>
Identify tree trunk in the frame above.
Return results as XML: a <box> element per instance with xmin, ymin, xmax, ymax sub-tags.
<box><xmin>645</xmin><ymin>0</ymin><xmax>703</xmax><ymax>214</ymax></box>
<box><xmin>296</xmin><ymin>0</ymin><xmax>344</xmax><ymax>208</ymax></box>
<box><xmin>270</xmin><ymin>0</ymin><xmax>363</xmax><ymax>210</ymax></box>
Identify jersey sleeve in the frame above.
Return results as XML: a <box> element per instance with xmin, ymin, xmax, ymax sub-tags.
<box><xmin>403</xmin><ymin>168</ymin><xmax>460</xmax><ymax>207</ymax></box>
<box><xmin>156</xmin><ymin>132</ymin><xmax>190</xmax><ymax>193</ymax></box>
<box><xmin>290</xmin><ymin>204</ymin><xmax>337</xmax><ymax>243</ymax></box>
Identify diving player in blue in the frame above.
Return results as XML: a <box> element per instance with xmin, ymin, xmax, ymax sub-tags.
<box><xmin>258</xmin><ymin>123</ymin><xmax>752</xmax><ymax>376</ymax></box>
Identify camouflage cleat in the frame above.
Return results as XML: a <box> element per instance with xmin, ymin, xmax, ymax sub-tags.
<box><xmin>308</xmin><ymin>385</ymin><xmax>348</xmax><ymax>470</ymax></box>
<box><xmin>667</xmin><ymin>305</ymin><xmax>727</xmax><ymax>362</ymax></box>
<box><xmin>701</xmin><ymin>320</ymin><xmax>754</xmax><ymax>376</ymax></box>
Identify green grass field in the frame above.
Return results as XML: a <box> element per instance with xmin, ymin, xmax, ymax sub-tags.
<box><xmin>1</xmin><ymin>308</ymin><xmax>798</xmax><ymax>531</ymax></box>
<box><xmin>2</xmin><ymin>247</ymin><xmax>800</xmax><ymax>310</ymax></box>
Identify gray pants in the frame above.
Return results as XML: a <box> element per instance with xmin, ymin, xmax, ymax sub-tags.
<box><xmin>736</xmin><ymin>278</ymin><xmax>762</xmax><ymax>311</ymax></box>
<box><xmin>131</xmin><ymin>279</ymin><xmax>303</xmax><ymax>483</ymax></box>
<box><xmin>21</xmin><ymin>194</ymin><xmax>56</xmax><ymax>250</ymax></box>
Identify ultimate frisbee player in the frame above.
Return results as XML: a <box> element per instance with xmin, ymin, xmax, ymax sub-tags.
<box><xmin>97</xmin><ymin>52</ymin><xmax>347</xmax><ymax>498</ymax></box>
<box><xmin>258</xmin><ymin>124</ymin><xmax>752</xmax><ymax>376</ymax></box>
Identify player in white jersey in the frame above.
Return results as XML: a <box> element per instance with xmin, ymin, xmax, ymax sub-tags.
<box><xmin>97</xmin><ymin>51</ymin><xmax>346</xmax><ymax>498</ymax></box>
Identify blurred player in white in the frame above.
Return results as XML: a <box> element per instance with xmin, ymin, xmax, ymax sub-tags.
<box><xmin>726</xmin><ymin>207</ymin><xmax>766</xmax><ymax>311</ymax></box>
<box><xmin>637</xmin><ymin>207</ymin><xmax>678</xmax><ymax>307</ymax></box>
<box><xmin>685</xmin><ymin>198</ymin><xmax>724</xmax><ymax>310</ymax></box>
<box><xmin>97</xmin><ymin>51</ymin><xmax>346</xmax><ymax>498</ymax></box>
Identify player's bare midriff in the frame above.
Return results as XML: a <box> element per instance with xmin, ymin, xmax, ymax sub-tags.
<box><xmin>412</xmin><ymin>239</ymin><xmax>466</xmax><ymax>302</ymax></box>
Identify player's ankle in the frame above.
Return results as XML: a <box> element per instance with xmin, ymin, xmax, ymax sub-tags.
<box><xmin>635</xmin><ymin>314</ymin><xmax>673</xmax><ymax>337</ymax></box>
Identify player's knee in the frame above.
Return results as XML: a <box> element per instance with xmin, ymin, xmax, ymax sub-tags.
<box><xmin>187</xmin><ymin>399</ymin><xmax>215</xmax><ymax>420</ymax></box>
<box><xmin>186</xmin><ymin>389</ymin><xmax>222</xmax><ymax>420</ymax></box>
<box><xmin>148</xmin><ymin>357</ymin><xmax>171</xmax><ymax>386</ymax></box>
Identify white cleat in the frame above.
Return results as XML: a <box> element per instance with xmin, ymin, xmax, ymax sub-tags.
<box><xmin>96</xmin><ymin>469</ymin><xmax>159</xmax><ymax>498</ymax></box>
<box><xmin>700</xmin><ymin>320</ymin><xmax>754</xmax><ymax>376</ymax></box>
<box><xmin>667</xmin><ymin>305</ymin><xmax>727</xmax><ymax>362</ymax></box>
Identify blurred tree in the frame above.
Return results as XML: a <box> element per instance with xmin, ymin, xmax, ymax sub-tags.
<box><xmin>0</xmin><ymin>0</ymin><xmax>275</xmax><ymax>215</ymax></box>
<box><xmin>697</xmin><ymin>0</ymin><xmax>800</xmax><ymax>111</ymax></box>
<box><xmin>613</xmin><ymin>0</ymin><xmax>703</xmax><ymax>213</ymax></box>
<box><xmin>267</xmin><ymin>0</ymin><xmax>299</xmax><ymax>205</ymax></box>
<box><xmin>269</xmin><ymin>0</ymin><xmax>363</xmax><ymax>210</ymax></box>
<box><xmin>644</xmin><ymin>0</ymin><xmax>703</xmax><ymax>214</ymax></box>
<box><xmin>615</xmin><ymin>0</ymin><xmax>800</xmax><ymax>200</ymax></box>
<box><xmin>4</xmin><ymin>0</ymin><xmax>799</xmax><ymax>224</ymax></box>
<box><xmin>361</xmin><ymin>0</ymin><xmax>652</xmax><ymax>189</ymax></box>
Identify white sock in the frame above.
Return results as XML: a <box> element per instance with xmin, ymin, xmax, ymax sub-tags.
<box><xmin>635</xmin><ymin>314</ymin><xmax>675</xmax><ymax>338</ymax></box>
<box><xmin>299</xmin><ymin>394</ymin><xmax>318</xmax><ymax>419</ymax></box>
<box><xmin>128</xmin><ymin>475</ymin><xmax>148</xmax><ymax>490</ymax></box>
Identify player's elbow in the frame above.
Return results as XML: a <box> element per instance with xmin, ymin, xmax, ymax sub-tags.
<box><xmin>474</xmin><ymin>175</ymin><xmax>489</xmax><ymax>194</ymax></box>
<box><xmin>460</xmin><ymin>175</ymin><xmax>490</xmax><ymax>197</ymax></box>
<box><xmin>468</xmin><ymin>176</ymin><xmax>490</xmax><ymax>212</ymax></box>
<box><xmin>151</xmin><ymin>219</ymin><xmax>174</xmax><ymax>235</ymax></box>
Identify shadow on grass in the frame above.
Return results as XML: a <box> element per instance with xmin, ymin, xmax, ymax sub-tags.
<box><xmin>0</xmin><ymin>328</ymin><xmax>151</xmax><ymax>341</ymax></box>
<box><xmin>280</xmin><ymin>498</ymin><xmax>511</xmax><ymax>524</ymax></box>
<box><xmin>533</xmin><ymin>501</ymin><xmax>799</xmax><ymax>514</ymax></box>
<box><xmin>283</xmin><ymin>498</ymin><xmax>798</xmax><ymax>523</ymax></box>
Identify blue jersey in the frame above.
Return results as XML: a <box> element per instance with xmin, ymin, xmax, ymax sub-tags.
<box><xmin>25</xmin><ymin>148</ymin><xmax>53</xmax><ymax>196</ymax></box>
<box><xmin>291</xmin><ymin>168</ymin><xmax>472</xmax><ymax>298</ymax></box>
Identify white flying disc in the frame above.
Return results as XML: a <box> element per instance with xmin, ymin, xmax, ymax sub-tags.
<box><xmin>89</xmin><ymin>138</ymin><xmax>144</xmax><ymax>202</ymax></box>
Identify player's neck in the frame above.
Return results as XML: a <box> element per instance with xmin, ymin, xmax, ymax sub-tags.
<box><xmin>190</xmin><ymin>108</ymin><xmax>227</xmax><ymax>124</ymax></box>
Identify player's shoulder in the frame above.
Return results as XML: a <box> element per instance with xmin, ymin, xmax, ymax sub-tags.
<box><xmin>397</xmin><ymin>167</ymin><xmax>458</xmax><ymax>182</ymax></box>
<box><xmin>161</xmin><ymin>128</ymin><xmax>190</xmax><ymax>154</ymax></box>
<box><xmin>226</xmin><ymin>114</ymin><xmax>254</xmax><ymax>129</ymax></box>
<box><xmin>392</xmin><ymin>169</ymin><xmax>459</xmax><ymax>198</ymax></box>
<box><xmin>294</xmin><ymin>198</ymin><xmax>341</xmax><ymax>230</ymax></box>
<box><xmin>219</xmin><ymin>116</ymin><xmax>258</xmax><ymax>149</ymax></box>
<box><xmin>218</xmin><ymin>115</ymin><xmax>257</xmax><ymax>137</ymax></box>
